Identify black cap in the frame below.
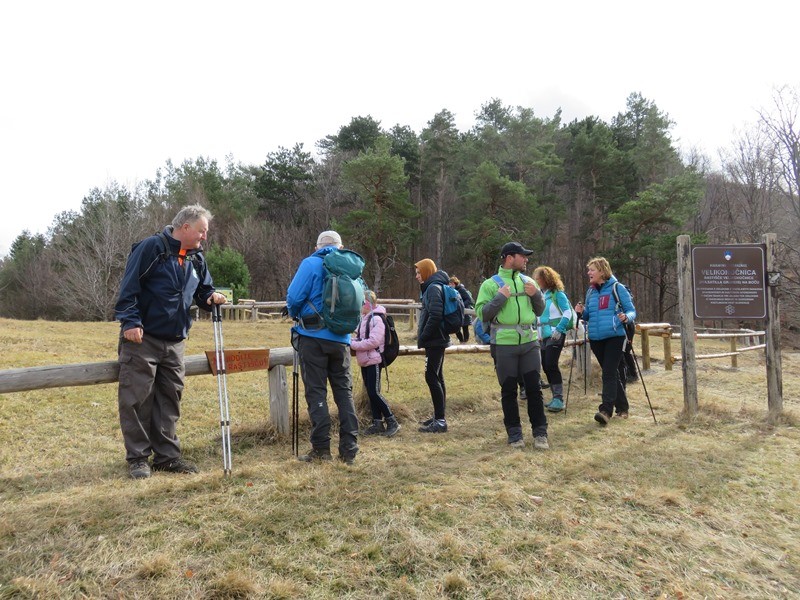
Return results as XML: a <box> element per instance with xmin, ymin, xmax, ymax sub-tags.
<box><xmin>500</xmin><ymin>241</ymin><xmax>534</xmax><ymax>258</ymax></box>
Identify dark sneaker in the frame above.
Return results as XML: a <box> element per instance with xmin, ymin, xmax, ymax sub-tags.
<box><xmin>418</xmin><ymin>420</ymin><xmax>448</xmax><ymax>433</ymax></box>
<box><xmin>338</xmin><ymin>454</ymin><xmax>356</xmax><ymax>465</ymax></box>
<box><xmin>594</xmin><ymin>411</ymin><xmax>611</xmax><ymax>426</ymax></box>
<box><xmin>129</xmin><ymin>460</ymin><xmax>151</xmax><ymax>479</ymax></box>
<box><xmin>519</xmin><ymin>388</ymin><xmax>527</xmax><ymax>400</ymax></box>
<box><xmin>363</xmin><ymin>420</ymin><xmax>385</xmax><ymax>435</ymax></box>
<box><xmin>297</xmin><ymin>448</ymin><xmax>333</xmax><ymax>462</ymax></box>
<box><xmin>419</xmin><ymin>416</ymin><xmax>435</xmax><ymax>426</ymax></box>
<box><xmin>534</xmin><ymin>435</ymin><xmax>550</xmax><ymax>450</ymax></box>
<box><xmin>152</xmin><ymin>458</ymin><xmax>198</xmax><ymax>474</ymax></box>
<box><xmin>383</xmin><ymin>416</ymin><xmax>401</xmax><ymax>438</ymax></box>
<box><xmin>541</xmin><ymin>382</ymin><xmax>551</xmax><ymax>390</ymax></box>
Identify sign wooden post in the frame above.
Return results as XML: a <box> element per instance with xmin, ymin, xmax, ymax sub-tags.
<box><xmin>763</xmin><ymin>233</ymin><xmax>783</xmax><ymax>419</ymax></box>
<box><xmin>677</xmin><ymin>235</ymin><xmax>698</xmax><ymax>415</ymax></box>
<box><xmin>679</xmin><ymin>235</ymin><xmax>782</xmax><ymax>419</ymax></box>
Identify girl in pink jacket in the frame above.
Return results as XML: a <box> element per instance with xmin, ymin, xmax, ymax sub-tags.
<box><xmin>350</xmin><ymin>291</ymin><xmax>400</xmax><ymax>437</ymax></box>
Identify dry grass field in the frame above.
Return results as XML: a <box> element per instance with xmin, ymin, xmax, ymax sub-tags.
<box><xmin>1</xmin><ymin>316</ymin><xmax>798</xmax><ymax>599</ymax></box>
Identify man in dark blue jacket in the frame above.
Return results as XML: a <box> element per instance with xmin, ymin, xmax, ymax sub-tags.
<box><xmin>286</xmin><ymin>230</ymin><xmax>359</xmax><ymax>465</ymax></box>
<box><xmin>115</xmin><ymin>204</ymin><xmax>227</xmax><ymax>479</ymax></box>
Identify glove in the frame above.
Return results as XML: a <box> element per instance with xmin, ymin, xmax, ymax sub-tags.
<box><xmin>280</xmin><ymin>305</ymin><xmax>289</xmax><ymax>318</ymax></box>
<box><xmin>550</xmin><ymin>329</ymin><xmax>562</xmax><ymax>342</ymax></box>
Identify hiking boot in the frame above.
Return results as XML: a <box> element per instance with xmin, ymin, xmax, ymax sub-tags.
<box><xmin>338</xmin><ymin>454</ymin><xmax>356</xmax><ymax>465</ymax></box>
<box><xmin>509</xmin><ymin>439</ymin><xmax>525</xmax><ymax>449</ymax></box>
<box><xmin>519</xmin><ymin>387</ymin><xmax>527</xmax><ymax>400</ymax></box>
<box><xmin>534</xmin><ymin>436</ymin><xmax>550</xmax><ymax>450</ymax></box>
<box><xmin>419</xmin><ymin>416</ymin><xmax>435</xmax><ymax>426</ymax></box>
<box><xmin>129</xmin><ymin>459</ymin><xmax>151</xmax><ymax>479</ymax></box>
<box><xmin>383</xmin><ymin>416</ymin><xmax>401</xmax><ymax>437</ymax></box>
<box><xmin>546</xmin><ymin>397</ymin><xmax>564</xmax><ymax>413</ymax></box>
<box><xmin>616</xmin><ymin>411</ymin><xmax>629</xmax><ymax>419</ymax></box>
<box><xmin>363</xmin><ymin>419</ymin><xmax>385</xmax><ymax>435</ymax></box>
<box><xmin>418</xmin><ymin>419</ymin><xmax>448</xmax><ymax>433</ymax></box>
<box><xmin>152</xmin><ymin>458</ymin><xmax>198</xmax><ymax>474</ymax></box>
<box><xmin>297</xmin><ymin>448</ymin><xmax>333</xmax><ymax>462</ymax></box>
<box><xmin>594</xmin><ymin>411</ymin><xmax>611</xmax><ymax>426</ymax></box>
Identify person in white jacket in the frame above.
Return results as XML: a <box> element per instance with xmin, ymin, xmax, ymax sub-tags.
<box><xmin>350</xmin><ymin>291</ymin><xmax>401</xmax><ymax>437</ymax></box>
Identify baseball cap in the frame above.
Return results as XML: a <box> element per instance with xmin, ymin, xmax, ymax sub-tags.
<box><xmin>316</xmin><ymin>230</ymin><xmax>342</xmax><ymax>247</ymax></box>
<box><xmin>500</xmin><ymin>241</ymin><xmax>534</xmax><ymax>257</ymax></box>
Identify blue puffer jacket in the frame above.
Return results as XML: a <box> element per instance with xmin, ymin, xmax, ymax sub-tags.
<box><xmin>286</xmin><ymin>246</ymin><xmax>350</xmax><ymax>345</ymax></box>
<box><xmin>115</xmin><ymin>227</ymin><xmax>215</xmax><ymax>341</ymax></box>
<box><xmin>582</xmin><ymin>276</ymin><xmax>636</xmax><ymax>341</ymax></box>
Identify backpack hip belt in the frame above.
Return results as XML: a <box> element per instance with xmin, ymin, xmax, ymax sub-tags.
<box><xmin>492</xmin><ymin>322</ymin><xmax>536</xmax><ymax>337</ymax></box>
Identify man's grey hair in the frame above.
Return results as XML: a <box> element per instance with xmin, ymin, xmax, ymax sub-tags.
<box><xmin>172</xmin><ymin>204</ymin><xmax>213</xmax><ymax>229</ymax></box>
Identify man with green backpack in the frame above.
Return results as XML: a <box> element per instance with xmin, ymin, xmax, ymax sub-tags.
<box><xmin>286</xmin><ymin>230</ymin><xmax>364</xmax><ymax>465</ymax></box>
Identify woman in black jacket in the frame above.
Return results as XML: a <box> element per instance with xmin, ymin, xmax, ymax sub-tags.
<box><xmin>415</xmin><ymin>258</ymin><xmax>451</xmax><ymax>433</ymax></box>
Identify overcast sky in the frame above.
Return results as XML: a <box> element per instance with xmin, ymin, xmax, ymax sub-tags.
<box><xmin>1</xmin><ymin>1</ymin><xmax>797</xmax><ymax>257</ymax></box>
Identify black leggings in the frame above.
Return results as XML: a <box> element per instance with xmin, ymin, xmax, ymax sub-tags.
<box><xmin>540</xmin><ymin>336</ymin><xmax>565</xmax><ymax>386</ymax></box>
<box><xmin>361</xmin><ymin>363</ymin><xmax>393</xmax><ymax>420</ymax></box>
<box><xmin>589</xmin><ymin>336</ymin><xmax>629</xmax><ymax>415</ymax></box>
<box><xmin>424</xmin><ymin>346</ymin><xmax>447</xmax><ymax>420</ymax></box>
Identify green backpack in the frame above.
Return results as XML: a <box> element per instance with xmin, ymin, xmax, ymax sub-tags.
<box><xmin>313</xmin><ymin>249</ymin><xmax>366</xmax><ymax>335</ymax></box>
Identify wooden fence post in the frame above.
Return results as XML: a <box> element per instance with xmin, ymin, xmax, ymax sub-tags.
<box><xmin>268</xmin><ymin>365</ymin><xmax>289</xmax><ymax>434</ymax></box>
<box><xmin>730</xmin><ymin>336</ymin><xmax>738</xmax><ymax>368</ymax></box>
<box><xmin>641</xmin><ymin>329</ymin><xmax>651</xmax><ymax>370</ymax></box>
<box><xmin>663</xmin><ymin>334</ymin><xmax>672</xmax><ymax>371</ymax></box>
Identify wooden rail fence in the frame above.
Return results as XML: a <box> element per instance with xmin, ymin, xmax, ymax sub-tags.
<box><xmin>0</xmin><ymin>323</ymin><xmax>766</xmax><ymax>434</ymax></box>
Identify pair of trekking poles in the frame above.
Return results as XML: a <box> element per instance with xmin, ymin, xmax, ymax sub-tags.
<box><xmin>212</xmin><ymin>304</ymin><xmax>233</xmax><ymax>475</ymax></box>
<box><xmin>563</xmin><ymin>324</ymin><xmax>657</xmax><ymax>424</ymax></box>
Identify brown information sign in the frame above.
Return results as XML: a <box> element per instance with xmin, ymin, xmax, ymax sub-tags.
<box><xmin>205</xmin><ymin>348</ymin><xmax>270</xmax><ymax>375</ymax></box>
<box><xmin>692</xmin><ymin>244</ymin><xmax>766</xmax><ymax>319</ymax></box>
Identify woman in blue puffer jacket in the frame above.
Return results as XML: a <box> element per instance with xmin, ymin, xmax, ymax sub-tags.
<box><xmin>574</xmin><ymin>257</ymin><xmax>636</xmax><ymax>426</ymax></box>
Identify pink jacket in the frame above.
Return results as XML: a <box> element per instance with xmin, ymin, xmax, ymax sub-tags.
<box><xmin>350</xmin><ymin>305</ymin><xmax>387</xmax><ymax>367</ymax></box>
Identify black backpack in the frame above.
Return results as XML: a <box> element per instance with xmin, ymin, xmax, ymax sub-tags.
<box><xmin>365</xmin><ymin>312</ymin><xmax>400</xmax><ymax>367</ymax></box>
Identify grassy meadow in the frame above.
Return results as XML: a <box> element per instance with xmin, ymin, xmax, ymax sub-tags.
<box><xmin>0</xmin><ymin>316</ymin><xmax>799</xmax><ymax>599</ymax></box>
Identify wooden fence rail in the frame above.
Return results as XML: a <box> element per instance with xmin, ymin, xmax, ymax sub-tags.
<box><xmin>0</xmin><ymin>323</ymin><xmax>766</xmax><ymax>433</ymax></box>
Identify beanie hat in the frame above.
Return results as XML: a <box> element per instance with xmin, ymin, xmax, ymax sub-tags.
<box><xmin>317</xmin><ymin>230</ymin><xmax>342</xmax><ymax>247</ymax></box>
<box><xmin>414</xmin><ymin>258</ymin><xmax>437</xmax><ymax>282</ymax></box>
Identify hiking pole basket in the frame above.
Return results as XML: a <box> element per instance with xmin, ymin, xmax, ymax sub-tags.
<box><xmin>212</xmin><ymin>303</ymin><xmax>233</xmax><ymax>475</ymax></box>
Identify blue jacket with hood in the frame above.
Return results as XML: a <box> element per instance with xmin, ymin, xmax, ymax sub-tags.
<box><xmin>582</xmin><ymin>276</ymin><xmax>636</xmax><ymax>341</ymax></box>
<box><xmin>286</xmin><ymin>246</ymin><xmax>351</xmax><ymax>345</ymax></box>
<box><xmin>114</xmin><ymin>227</ymin><xmax>216</xmax><ymax>341</ymax></box>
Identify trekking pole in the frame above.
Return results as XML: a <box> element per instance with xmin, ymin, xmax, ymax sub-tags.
<box><xmin>564</xmin><ymin>328</ymin><xmax>577</xmax><ymax>415</ymax></box>
<box><xmin>212</xmin><ymin>303</ymin><xmax>233</xmax><ymax>475</ymax></box>
<box><xmin>628</xmin><ymin>340</ymin><xmax>657</xmax><ymax>424</ymax></box>
<box><xmin>291</xmin><ymin>342</ymin><xmax>300</xmax><ymax>457</ymax></box>
<box><xmin>582</xmin><ymin>325</ymin><xmax>588</xmax><ymax>396</ymax></box>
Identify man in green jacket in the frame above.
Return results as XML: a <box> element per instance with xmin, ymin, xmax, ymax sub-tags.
<box><xmin>475</xmin><ymin>242</ymin><xmax>548</xmax><ymax>450</ymax></box>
